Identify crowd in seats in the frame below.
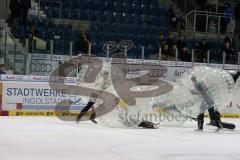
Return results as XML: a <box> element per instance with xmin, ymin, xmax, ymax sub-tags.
<box><xmin>6</xmin><ymin>0</ymin><xmax>240</xmax><ymax>64</ymax></box>
<box><xmin>155</xmin><ymin>31</ymin><xmax>240</xmax><ymax>64</ymax></box>
<box><xmin>10</xmin><ymin>0</ymin><xmax>170</xmax><ymax>55</ymax></box>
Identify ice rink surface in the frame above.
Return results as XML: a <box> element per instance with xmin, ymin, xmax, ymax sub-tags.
<box><xmin>0</xmin><ymin>117</ymin><xmax>240</xmax><ymax>160</ymax></box>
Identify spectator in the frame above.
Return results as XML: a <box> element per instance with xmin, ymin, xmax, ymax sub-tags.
<box><xmin>9</xmin><ymin>0</ymin><xmax>21</xmax><ymax>35</ymax></box>
<box><xmin>156</xmin><ymin>32</ymin><xmax>165</xmax><ymax>48</ymax></box>
<box><xmin>224</xmin><ymin>32</ymin><xmax>235</xmax><ymax>50</ymax></box>
<box><xmin>161</xmin><ymin>44</ymin><xmax>174</xmax><ymax>60</ymax></box>
<box><xmin>165</xmin><ymin>32</ymin><xmax>176</xmax><ymax>52</ymax></box>
<box><xmin>77</xmin><ymin>31</ymin><xmax>89</xmax><ymax>54</ymax></box>
<box><xmin>20</xmin><ymin>0</ymin><xmax>31</xmax><ymax>25</ymax></box>
<box><xmin>0</xmin><ymin>64</ymin><xmax>6</xmax><ymax>75</ymax></box>
<box><xmin>218</xmin><ymin>1</ymin><xmax>225</xmax><ymax>13</ymax></box>
<box><xmin>234</xmin><ymin>1</ymin><xmax>240</xmax><ymax>27</ymax></box>
<box><xmin>205</xmin><ymin>0</ymin><xmax>216</xmax><ymax>12</ymax></box>
<box><xmin>199</xmin><ymin>39</ymin><xmax>209</xmax><ymax>62</ymax></box>
<box><xmin>194</xmin><ymin>39</ymin><xmax>209</xmax><ymax>62</ymax></box>
<box><xmin>168</xmin><ymin>4</ymin><xmax>177</xmax><ymax>32</ymax></box>
<box><xmin>177</xmin><ymin>13</ymin><xmax>185</xmax><ymax>35</ymax></box>
<box><xmin>223</xmin><ymin>41</ymin><xmax>236</xmax><ymax>64</ymax></box>
<box><xmin>177</xmin><ymin>36</ymin><xmax>189</xmax><ymax>61</ymax></box>
<box><xmin>28</xmin><ymin>24</ymin><xmax>39</xmax><ymax>53</ymax></box>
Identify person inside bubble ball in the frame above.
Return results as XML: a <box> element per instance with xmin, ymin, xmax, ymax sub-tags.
<box><xmin>191</xmin><ymin>76</ymin><xmax>223</xmax><ymax>130</ymax></box>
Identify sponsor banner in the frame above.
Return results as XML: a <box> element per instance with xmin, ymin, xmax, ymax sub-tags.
<box><xmin>143</xmin><ymin>60</ymin><xmax>159</xmax><ymax>65</ymax></box>
<box><xmin>28</xmin><ymin>76</ymin><xmax>50</xmax><ymax>82</ymax></box>
<box><xmin>209</xmin><ymin>63</ymin><xmax>223</xmax><ymax>69</ymax></box>
<box><xmin>161</xmin><ymin>67</ymin><xmax>189</xmax><ymax>82</ymax></box>
<box><xmin>30</xmin><ymin>60</ymin><xmax>58</xmax><ymax>76</ymax></box>
<box><xmin>1</xmin><ymin>81</ymin><xmax>88</xmax><ymax>111</ymax></box>
<box><xmin>193</xmin><ymin>63</ymin><xmax>208</xmax><ymax>66</ymax></box>
<box><xmin>176</xmin><ymin>61</ymin><xmax>192</xmax><ymax>68</ymax></box>
<box><xmin>8</xmin><ymin>111</ymin><xmax>79</xmax><ymax>116</ymax></box>
<box><xmin>224</xmin><ymin>64</ymin><xmax>238</xmax><ymax>70</ymax></box>
<box><xmin>52</xmin><ymin>55</ymin><xmax>71</xmax><ymax>61</ymax></box>
<box><xmin>31</xmin><ymin>53</ymin><xmax>51</xmax><ymax>60</ymax></box>
<box><xmin>160</xmin><ymin>61</ymin><xmax>176</xmax><ymax>66</ymax></box>
<box><xmin>126</xmin><ymin>59</ymin><xmax>142</xmax><ymax>64</ymax></box>
<box><xmin>0</xmin><ymin>75</ymin><xmax>29</xmax><ymax>81</ymax></box>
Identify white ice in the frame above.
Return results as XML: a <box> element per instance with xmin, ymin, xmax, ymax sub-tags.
<box><xmin>0</xmin><ymin>117</ymin><xmax>240</xmax><ymax>160</ymax></box>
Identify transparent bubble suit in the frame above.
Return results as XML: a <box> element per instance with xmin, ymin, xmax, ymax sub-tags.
<box><xmin>172</xmin><ymin>66</ymin><xmax>234</xmax><ymax>119</ymax></box>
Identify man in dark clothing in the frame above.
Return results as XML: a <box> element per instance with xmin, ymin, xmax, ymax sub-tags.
<box><xmin>196</xmin><ymin>39</ymin><xmax>209</xmax><ymax>62</ymax></box>
<box><xmin>20</xmin><ymin>0</ymin><xmax>31</xmax><ymax>25</ymax></box>
<box><xmin>161</xmin><ymin>44</ymin><xmax>174</xmax><ymax>60</ymax></box>
<box><xmin>177</xmin><ymin>36</ymin><xmax>189</xmax><ymax>61</ymax></box>
<box><xmin>156</xmin><ymin>32</ymin><xmax>165</xmax><ymax>48</ymax></box>
<box><xmin>165</xmin><ymin>32</ymin><xmax>176</xmax><ymax>52</ymax></box>
<box><xmin>223</xmin><ymin>41</ymin><xmax>236</xmax><ymax>64</ymax></box>
<box><xmin>28</xmin><ymin>24</ymin><xmax>39</xmax><ymax>53</ymax></box>
<box><xmin>168</xmin><ymin>4</ymin><xmax>177</xmax><ymax>32</ymax></box>
<box><xmin>9</xmin><ymin>0</ymin><xmax>21</xmax><ymax>34</ymax></box>
<box><xmin>200</xmin><ymin>39</ymin><xmax>209</xmax><ymax>62</ymax></box>
<box><xmin>77</xmin><ymin>31</ymin><xmax>89</xmax><ymax>54</ymax></box>
<box><xmin>224</xmin><ymin>32</ymin><xmax>235</xmax><ymax>50</ymax></box>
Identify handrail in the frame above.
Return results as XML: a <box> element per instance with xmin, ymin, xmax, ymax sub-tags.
<box><xmin>186</xmin><ymin>10</ymin><xmax>232</xmax><ymax>17</ymax></box>
<box><xmin>0</xmin><ymin>22</ymin><xmax>20</xmax><ymax>45</ymax></box>
<box><xmin>185</xmin><ymin>10</ymin><xmax>233</xmax><ymax>34</ymax></box>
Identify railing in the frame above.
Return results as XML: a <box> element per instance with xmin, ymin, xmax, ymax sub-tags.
<box><xmin>185</xmin><ymin>10</ymin><xmax>232</xmax><ymax>34</ymax></box>
<box><xmin>0</xmin><ymin>23</ymin><xmax>28</xmax><ymax>75</ymax></box>
<box><xmin>22</xmin><ymin>41</ymin><xmax>240</xmax><ymax>76</ymax></box>
<box><xmin>175</xmin><ymin>0</ymin><xmax>199</xmax><ymax>15</ymax></box>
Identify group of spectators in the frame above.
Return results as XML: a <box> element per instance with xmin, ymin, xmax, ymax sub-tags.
<box><xmin>9</xmin><ymin>0</ymin><xmax>31</xmax><ymax>34</ymax></box>
<box><xmin>156</xmin><ymin>32</ymin><xmax>190</xmax><ymax>62</ymax></box>
<box><xmin>156</xmin><ymin>32</ymin><xmax>240</xmax><ymax>64</ymax></box>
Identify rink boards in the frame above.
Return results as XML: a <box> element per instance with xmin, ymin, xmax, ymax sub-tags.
<box><xmin>0</xmin><ymin>65</ymin><xmax>240</xmax><ymax>117</ymax></box>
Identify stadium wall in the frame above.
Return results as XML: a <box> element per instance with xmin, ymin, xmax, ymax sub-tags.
<box><xmin>0</xmin><ymin>66</ymin><xmax>240</xmax><ymax>118</ymax></box>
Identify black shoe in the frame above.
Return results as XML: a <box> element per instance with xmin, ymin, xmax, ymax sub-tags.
<box><xmin>89</xmin><ymin>118</ymin><xmax>98</xmax><ymax>124</ymax></box>
<box><xmin>197</xmin><ymin>114</ymin><xmax>204</xmax><ymax>130</ymax></box>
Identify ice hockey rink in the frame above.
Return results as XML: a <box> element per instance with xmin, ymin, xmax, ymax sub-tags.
<box><xmin>0</xmin><ymin>117</ymin><xmax>240</xmax><ymax>160</ymax></box>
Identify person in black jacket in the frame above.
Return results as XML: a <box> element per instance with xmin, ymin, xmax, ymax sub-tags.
<box><xmin>9</xmin><ymin>0</ymin><xmax>21</xmax><ymax>34</ymax></box>
<box><xmin>20</xmin><ymin>0</ymin><xmax>31</xmax><ymax>25</ymax></box>
<box><xmin>223</xmin><ymin>41</ymin><xmax>236</xmax><ymax>64</ymax></box>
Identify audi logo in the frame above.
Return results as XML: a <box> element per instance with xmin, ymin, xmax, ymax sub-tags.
<box><xmin>148</xmin><ymin>69</ymin><xmax>167</xmax><ymax>78</ymax></box>
<box><xmin>31</xmin><ymin>63</ymin><xmax>53</xmax><ymax>73</ymax></box>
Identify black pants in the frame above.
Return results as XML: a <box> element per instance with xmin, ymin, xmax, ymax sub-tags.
<box><xmin>21</xmin><ymin>9</ymin><xmax>29</xmax><ymax>25</ymax></box>
<box><xmin>76</xmin><ymin>102</ymin><xmax>95</xmax><ymax>121</ymax></box>
<box><xmin>197</xmin><ymin>107</ymin><xmax>222</xmax><ymax>130</ymax></box>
